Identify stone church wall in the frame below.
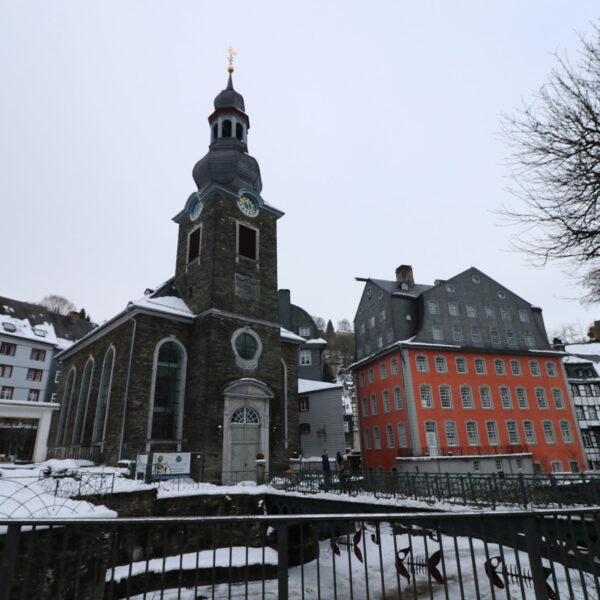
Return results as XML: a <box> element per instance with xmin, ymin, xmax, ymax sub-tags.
<box><xmin>175</xmin><ymin>189</ymin><xmax>279</xmax><ymax>322</ymax></box>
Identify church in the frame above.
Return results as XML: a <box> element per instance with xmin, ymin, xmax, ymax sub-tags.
<box><xmin>49</xmin><ymin>61</ymin><xmax>302</xmax><ymax>481</ymax></box>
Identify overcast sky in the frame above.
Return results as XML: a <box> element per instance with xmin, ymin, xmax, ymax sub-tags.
<box><xmin>1</xmin><ymin>2</ymin><xmax>599</xmax><ymax>339</ymax></box>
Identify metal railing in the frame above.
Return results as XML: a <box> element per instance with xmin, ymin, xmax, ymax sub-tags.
<box><xmin>2</xmin><ymin>508</ymin><xmax>600</xmax><ymax>599</ymax></box>
<box><xmin>47</xmin><ymin>446</ymin><xmax>101</xmax><ymax>463</ymax></box>
<box><xmin>36</xmin><ymin>469</ymin><xmax>116</xmax><ymax>498</ymax></box>
<box><xmin>271</xmin><ymin>470</ymin><xmax>600</xmax><ymax>508</ymax></box>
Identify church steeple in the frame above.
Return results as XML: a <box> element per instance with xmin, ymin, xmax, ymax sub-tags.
<box><xmin>191</xmin><ymin>54</ymin><xmax>262</xmax><ymax>196</ymax></box>
<box><xmin>208</xmin><ymin>74</ymin><xmax>249</xmax><ymax>150</ymax></box>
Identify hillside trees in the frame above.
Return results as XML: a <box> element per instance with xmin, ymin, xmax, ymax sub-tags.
<box><xmin>39</xmin><ymin>295</ymin><xmax>76</xmax><ymax>315</ymax></box>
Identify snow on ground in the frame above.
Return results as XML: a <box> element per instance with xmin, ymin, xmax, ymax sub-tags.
<box><xmin>108</xmin><ymin>547</ymin><xmax>278</xmax><ymax>582</ymax></box>
<box><xmin>0</xmin><ymin>460</ymin><xmax>520</xmax><ymax>515</ymax></box>
<box><xmin>0</xmin><ymin>460</ymin><xmax>116</xmax><ymax>519</ymax></box>
<box><xmin>120</xmin><ymin>525</ymin><xmax>590</xmax><ymax>599</ymax></box>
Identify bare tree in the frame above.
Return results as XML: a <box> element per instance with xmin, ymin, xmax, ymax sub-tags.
<box><xmin>549</xmin><ymin>323</ymin><xmax>587</xmax><ymax>345</ymax></box>
<box><xmin>39</xmin><ymin>295</ymin><xmax>76</xmax><ymax>315</ymax></box>
<box><xmin>501</xmin><ymin>24</ymin><xmax>600</xmax><ymax>299</ymax></box>
<box><xmin>337</xmin><ymin>318</ymin><xmax>354</xmax><ymax>333</ymax></box>
<box><xmin>312</xmin><ymin>316</ymin><xmax>326</xmax><ymax>332</ymax></box>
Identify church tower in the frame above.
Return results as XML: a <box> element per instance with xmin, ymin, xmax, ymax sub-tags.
<box><xmin>171</xmin><ymin>56</ymin><xmax>296</xmax><ymax>481</ymax></box>
<box><xmin>173</xmin><ymin>65</ymin><xmax>282</xmax><ymax>322</ymax></box>
<box><xmin>50</xmin><ymin>55</ymin><xmax>300</xmax><ymax>481</ymax></box>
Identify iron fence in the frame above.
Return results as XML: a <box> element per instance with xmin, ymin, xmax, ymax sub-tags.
<box><xmin>47</xmin><ymin>446</ymin><xmax>101</xmax><ymax>463</ymax></box>
<box><xmin>270</xmin><ymin>470</ymin><xmax>600</xmax><ymax>508</ymax></box>
<box><xmin>1</xmin><ymin>508</ymin><xmax>600</xmax><ymax>599</ymax></box>
<box><xmin>36</xmin><ymin>469</ymin><xmax>116</xmax><ymax>498</ymax></box>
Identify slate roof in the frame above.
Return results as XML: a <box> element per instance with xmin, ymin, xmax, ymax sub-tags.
<box><xmin>214</xmin><ymin>74</ymin><xmax>245</xmax><ymax>112</ymax></box>
<box><xmin>192</xmin><ymin>74</ymin><xmax>263</xmax><ymax>197</ymax></box>
<box><xmin>0</xmin><ymin>296</ymin><xmax>96</xmax><ymax>349</ymax></box>
<box><xmin>357</xmin><ymin>277</ymin><xmax>432</xmax><ymax>298</ymax></box>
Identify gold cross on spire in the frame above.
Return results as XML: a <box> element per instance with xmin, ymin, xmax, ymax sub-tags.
<box><xmin>227</xmin><ymin>47</ymin><xmax>237</xmax><ymax>73</ymax></box>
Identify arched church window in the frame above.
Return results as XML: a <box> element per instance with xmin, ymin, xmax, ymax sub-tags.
<box><xmin>235</xmin><ymin>122</ymin><xmax>244</xmax><ymax>140</ymax></box>
<box><xmin>56</xmin><ymin>368</ymin><xmax>76</xmax><ymax>446</ymax></box>
<box><xmin>212</xmin><ymin>123</ymin><xmax>218</xmax><ymax>140</ymax></box>
<box><xmin>222</xmin><ymin>119</ymin><xmax>232</xmax><ymax>138</ymax></box>
<box><xmin>92</xmin><ymin>347</ymin><xmax>115</xmax><ymax>443</ymax></box>
<box><xmin>151</xmin><ymin>341</ymin><xmax>185</xmax><ymax>440</ymax></box>
<box><xmin>231</xmin><ymin>406</ymin><xmax>260</xmax><ymax>424</ymax></box>
<box><xmin>73</xmin><ymin>358</ymin><xmax>94</xmax><ymax>445</ymax></box>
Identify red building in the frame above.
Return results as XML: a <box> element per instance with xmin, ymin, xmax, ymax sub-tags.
<box><xmin>352</xmin><ymin>266</ymin><xmax>585</xmax><ymax>475</ymax></box>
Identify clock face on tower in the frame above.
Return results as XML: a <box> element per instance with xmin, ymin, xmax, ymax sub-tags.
<box><xmin>189</xmin><ymin>197</ymin><xmax>204</xmax><ymax>221</ymax></box>
<box><xmin>237</xmin><ymin>194</ymin><xmax>259</xmax><ymax>218</ymax></box>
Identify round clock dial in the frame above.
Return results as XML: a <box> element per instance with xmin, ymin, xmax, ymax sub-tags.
<box><xmin>189</xmin><ymin>197</ymin><xmax>204</xmax><ymax>221</ymax></box>
<box><xmin>238</xmin><ymin>195</ymin><xmax>259</xmax><ymax>217</ymax></box>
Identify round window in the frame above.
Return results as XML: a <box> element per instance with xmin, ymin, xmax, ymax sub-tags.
<box><xmin>497</xmin><ymin>291</ymin><xmax>506</xmax><ymax>299</ymax></box>
<box><xmin>235</xmin><ymin>333</ymin><xmax>258</xmax><ymax>359</ymax></box>
<box><xmin>446</xmin><ymin>284</ymin><xmax>455</xmax><ymax>293</ymax></box>
<box><xmin>472</xmin><ymin>275</ymin><xmax>481</xmax><ymax>284</ymax></box>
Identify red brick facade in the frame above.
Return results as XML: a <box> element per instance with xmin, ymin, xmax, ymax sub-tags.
<box><xmin>356</xmin><ymin>347</ymin><xmax>585</xmax><ymax>474</ymax></box>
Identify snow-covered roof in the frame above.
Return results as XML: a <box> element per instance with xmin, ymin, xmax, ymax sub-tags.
<box><xmin>128</xmin><ymin>294</ymin><xmax>193</xmax><ymax>318</ymax></box>
<box><xmin>0</xmin><ymin>297</ymin><xmax>95</xmax><ymax>350</ymax></box>
<box><xmin>280</xmin><ymin>327</ymin><xmax>306</xmax><ymax>343</ymax></box>
<box><xmin>563</xmin><ymin>355</ymin><xmax>594</xmax><ymax>364</ymax></box>
<box><xmin>565</xmin><ymin>343</ymin><xmax>600</xmax><ymax>357</ymax></box>
<box><xmin>304</xmin><ymin>337</ymin><xmax>327</xmax><ymax>345</ymax></box>
<box><xmin>298</xmin><ymin>378</ymin><xmax>343</xmax><ymax>394</ymax></box>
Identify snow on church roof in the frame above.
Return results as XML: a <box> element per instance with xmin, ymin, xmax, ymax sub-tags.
<box><xmin>128</xmin><ymin>294</ymin><xmax>194</xmax><ymax>318</ymax></box>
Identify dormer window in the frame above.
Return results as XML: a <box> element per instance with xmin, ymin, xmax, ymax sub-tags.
<box><xmin>2</xmin><ymin>322</ymin><xmax>15</xmax><ymax>332</ymax></box>
<box><xmin>32</xmin><ymin>328</ymin><xmax>46</xmax><ymax>337</ymax></box>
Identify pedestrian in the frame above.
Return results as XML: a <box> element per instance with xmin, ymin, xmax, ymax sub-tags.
<box><xmin>341</xmin><ymin>454</ymin><xmax>352</xmax><ymax>494</ymax></box>
<box><xmin>321</xmin><ymin>449</ymin><xmax>331</xmax><ymax>491</ymax></box>
<box><xmin>336</xmin><ymin>451</ymin><xmax>343</xmax><ymax>471</ymax></box>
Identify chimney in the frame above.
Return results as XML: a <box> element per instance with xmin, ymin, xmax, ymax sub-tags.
<box><xmin>69</xmin><ymin>311</ymin><xmax>79</xmax><ymax>320</ymax></box>
<box><xmin>278</xmin><ymin>289</ymin><xmax>292</xmax><ymax>329</ymax></box>
<box><xmin>395</xmin><ymin>265</ymin><xmax>414</xmax><ymax>287</ymax></box>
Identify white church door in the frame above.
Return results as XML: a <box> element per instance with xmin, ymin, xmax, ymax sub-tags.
<box><xmin>230</xmin><ymin>406</ymin><xmax>260</xmax><ymax>482</ymax></box>
<box><xmin>221</xmin><ymin>379</ymin><xmax>274</xmax><ymax>485</ymax></box>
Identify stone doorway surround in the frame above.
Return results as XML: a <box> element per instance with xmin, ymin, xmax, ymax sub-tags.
<box><xmin>221</xmin><ymin>378</ymin><xmax>274</xmax><ymax>484</ymax></box>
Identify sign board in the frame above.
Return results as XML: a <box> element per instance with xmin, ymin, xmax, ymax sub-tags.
<box><xmin>136</xmin><ymin>452</ymin><xmax>191</xmax><ymax>480</ymax></box>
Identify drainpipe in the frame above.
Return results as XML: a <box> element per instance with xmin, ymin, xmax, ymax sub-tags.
<box><xmin>118</xmin><ymin>311</ymin><xmax>137</xmax><ymax>461</ymax></box>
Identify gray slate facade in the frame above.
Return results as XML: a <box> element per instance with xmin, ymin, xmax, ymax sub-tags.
<box><xmin>354</xmin><ymin>265</ymin><xmax>551</xmax><ymax>359</ymax></box>
<box><xmin>278</xmin><ymin>290</ymin><xmax>326</xmax><ymax>381</ymax></box>
<box><xmin>297</xmin><ymin>380</ymin><xmax>346</xmax><ymax>460</ymax></box>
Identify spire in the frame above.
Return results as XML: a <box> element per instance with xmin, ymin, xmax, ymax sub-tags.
<box><xmin>227</xmin><ymin>46</ymin><xmax>236</xmax><ymax>74</ymax></box>
<box><xmin>192</xmin><ymin>50</ymin><xmax>261</xmax><ymax>195</ymax></box>
<box><xmin>213</xmin><ymin>48</ymin><xmax>245</xmax><ymax>112</ymax></box>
